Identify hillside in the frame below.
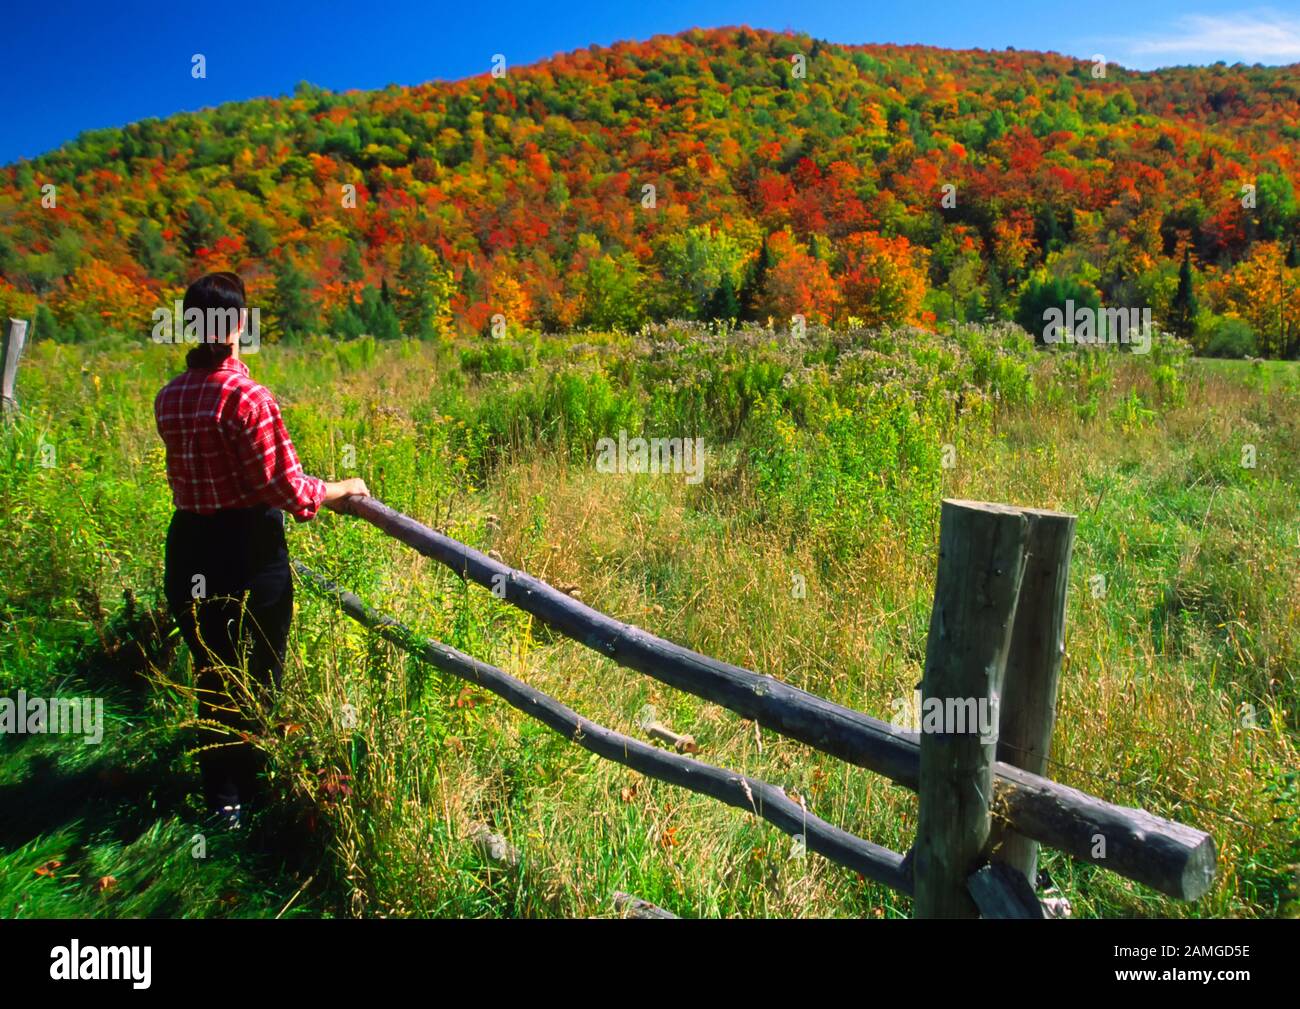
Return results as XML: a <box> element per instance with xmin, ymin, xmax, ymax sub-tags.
<box><xmin>1</xmin><ymin>27</ymin><xmax>1299</xmax><ymax>353</ymax></box>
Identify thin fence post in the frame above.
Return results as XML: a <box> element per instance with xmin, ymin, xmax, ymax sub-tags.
<box><xmin>989</xmin><ymin>508</ymin><xmax>1076</xmax><ymax>887</ymax></box>
<box><xmin>2</xmin><ymin>317</ymin><xmax>29</xmax><ymax>420</ymax></box>
<box><xmin>913</xmin><ymin>499</ymin><xmax>1030</xmax><ymax>918</ymax></box>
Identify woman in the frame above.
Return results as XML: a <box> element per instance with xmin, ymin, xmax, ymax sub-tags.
<box><xmin>155</xmin><ymin>272</ymin><xmax>368</xmax><ymax>826</ymax></box>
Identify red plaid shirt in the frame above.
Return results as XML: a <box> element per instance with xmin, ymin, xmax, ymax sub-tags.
<box><xmin>155</xmin><ymin>357</ymin><xmax>327</xmax><ymax>521</ymax></box>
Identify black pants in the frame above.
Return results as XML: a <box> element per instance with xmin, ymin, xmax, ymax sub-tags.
<box><xmin>164</xmin><ymin>506</ymin><xmax>293</xmax><ymax>809</ymax></box>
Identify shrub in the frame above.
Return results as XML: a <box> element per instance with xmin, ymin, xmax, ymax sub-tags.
<box><xmin>1200</xmin><ymin>316</ymin><xmax>1258</xmax><ymax>359</ymax></box>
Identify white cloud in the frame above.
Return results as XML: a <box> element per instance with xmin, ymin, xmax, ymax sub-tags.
<box><xmin>1123</xmin><ymin>11</ymin><xmax>1300</xmax><ymax>65</ymax></box>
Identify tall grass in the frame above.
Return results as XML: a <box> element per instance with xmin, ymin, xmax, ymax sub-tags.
<box><xmin>1</xmin><ymin>322</ymin><xmax>1295</xmax><ymax>917</ymax></box>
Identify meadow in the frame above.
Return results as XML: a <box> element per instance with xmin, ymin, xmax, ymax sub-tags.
<box><xmin>0</xmin><ymin>322</ymin><xmax>1296</xmax><ymax>918</ymax></box>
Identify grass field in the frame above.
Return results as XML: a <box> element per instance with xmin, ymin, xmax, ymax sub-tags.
<box><xmin>1</xmin><ymin>323</ymin><xmax>1296</xmax><ymax>918</ymax></box>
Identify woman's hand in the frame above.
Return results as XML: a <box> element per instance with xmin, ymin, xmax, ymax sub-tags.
<box><xmin>322</xmin><ymin>477</ymin><xmax>371</xmax><ymax>511</ymax></box>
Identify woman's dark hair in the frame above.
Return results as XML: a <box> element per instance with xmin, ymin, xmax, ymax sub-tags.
<box><xmin>183</xmin><ymin>272</ymin><xmax>247</xmax><ymax>369</ymax></box>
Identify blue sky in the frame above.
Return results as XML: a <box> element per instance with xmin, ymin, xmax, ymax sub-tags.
<box><xmin>5</xmin><ymin>1</ymin><xmax>1300</xmax><ymax>165</ymax></box>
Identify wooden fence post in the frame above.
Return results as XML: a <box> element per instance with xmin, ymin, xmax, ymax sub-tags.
<box><xmin>989</xmin><ymin>508</ymin><xmax>1076</xmax><ymax>887</ymax></box>
<box><xmin>2</xmin><ymin>317</ymin><xmax>29</xmax><ymax>419</ymax></box>
<box><xmin>913</xmin><ymin>500</ymin><xmax>1029</xmax><ymax>918</ymax></box>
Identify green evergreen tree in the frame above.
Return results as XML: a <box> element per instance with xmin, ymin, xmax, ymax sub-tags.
<box><xmin>707</xmin><ymin>272</ymin><xmax>740</xmax><ymax>321</ymax></box>
<box><xmin>341</xmin><ymin>241</ymin><xmax>365</xmax><ymax>282</ymax></box>
<box><xmin>361</xmin><ymin>285</ymin><xmax>402</xmax><ymax>340</ymax></box>
<box><xmin>333</xmin><ymin>285</ymin><xmax>401</xmax><ymax>341</ymax></box>
<box><xmin>740</xmin><ymin>235</ymin><xmax>775</xmax><ymax>321</ymax></box>
<box><xmin>181</xmin><ymin>200</ymin><xmax>219</xmax><ymax>257</ymax></box>
<box><xmin>33</xmin><ymin>303</ymin><xmax>64</xmax><ymax>344</ymax></box>
<box><xmin>1015</xmin><ymin>274</ymin><xmax>1100</xmax><ymax>345</ymax></box>
<box><xmin>272</xmin><ymin>255</ymin><xmax>318</xmax><ymax>340</ymax></box>
<box><xmin>1170</xmin><ymin>248</ymin><xmax>1198</xmax><ymax>340</ymax></box>
<box><xmin>1035</xmin><ymin>206</ymin><xmax>1066</xmax><ymax>254</ymax></box>
<box><xmin>245</xmin><ymin>218</ymin><xmax>275</xmax><ymax>258</ymax></box>
<box><xmin>394</xmin><ymin>239</ymin><xmax>452</xmax><ymax>339</ymax></box>
<box><xmin>130</xmin><ymin>220</ymin><xmax>176</xmax><ymax>277</ymax></box>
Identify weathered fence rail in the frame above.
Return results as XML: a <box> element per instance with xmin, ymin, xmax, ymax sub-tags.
<box><xmin>304</xmin><ymin>494</ymin><xmax>1216</xmax><ymax>916</ymax></box>
<box><xmin>295</xmin><ymin>563</ymin><xmax>913</xmax><ymax>892</ymax></box>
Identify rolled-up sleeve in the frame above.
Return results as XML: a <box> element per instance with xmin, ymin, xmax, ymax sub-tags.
<box><xmin>233</xmin><ymin>390</ymin><xmax>328</xmax><ymax>521</ymax></box>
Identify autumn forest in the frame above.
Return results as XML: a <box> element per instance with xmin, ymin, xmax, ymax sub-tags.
<box><xmin>2</xmin><ymin>26</ymin><xmax>1299</xmax><ymax>356</ymax></box>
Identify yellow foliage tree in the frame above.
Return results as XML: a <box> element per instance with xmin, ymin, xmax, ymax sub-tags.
<box><xmin>1210</xmin><ymin>242</ymin><xmax>1299</xmax><ymax>357</ymax></box>
<box><xmin>50</xmin><ymin>261</ymin><xmax>157</xmax><ymax>334</ymax></box>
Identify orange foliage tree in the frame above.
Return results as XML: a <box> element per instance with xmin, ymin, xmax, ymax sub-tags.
<box><xmin>836</xmin><ymin>231</ymin><xmax>928</xmax><ymax>327</ymax></box>
<box><xmin>50</xmin><ymin>260</ymin><xmax>157</xmax><ymax>335</ymax></box>
<box><xmin>758</xmin><ymin>231</ymin><xmax>840</xmax><ymax>325</ymax></box>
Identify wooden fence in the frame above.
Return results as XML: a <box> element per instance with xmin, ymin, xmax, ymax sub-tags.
<box><xmin>298</xmin><ymin>494</ymin><xmax>1216</xmax><ymax>918</ymax></box>
<box><xmin>2</xmin><ymin>318</ymin><xmax>28</xmax><ymax>419</ymax></box>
